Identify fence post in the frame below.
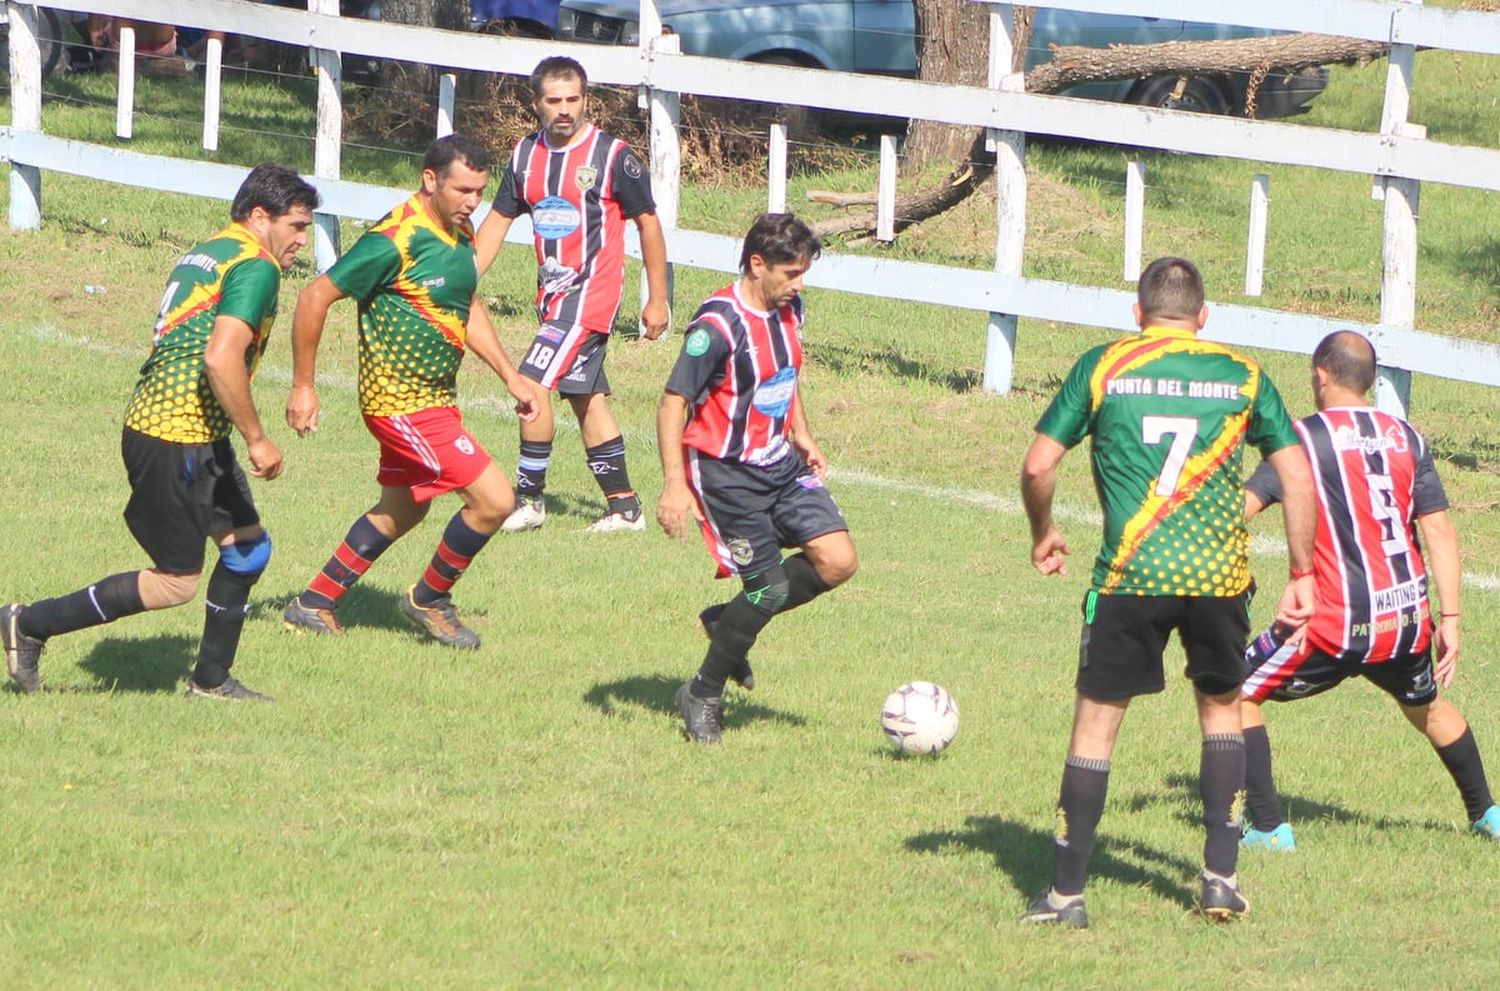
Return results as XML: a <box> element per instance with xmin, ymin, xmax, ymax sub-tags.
<box><xmin>6</xmin><ymin>0</ymin><xmax>43</xmax><ymax>230</ymax></box>
<box><xmin>436</xmin><ymin>72</ymin><xmax>457</xmax><ymax>138</ymax></box>
<box><xmin>115</xmin><ymin>25</ymin><xmax>136</xmax><ymax>139</ymax></box>
<box><xmin>876</xmin><ymin>135</ymin><xmax>897</xmax><ymax>243</ymax></box>
<box><xmin>309</xmin><ymin>0</ymin><xmax>343</xmax><ymax>272</ymax></box>
<box><xmin>767</xmin><ymin>123</ymin><xmax>788</xmax><ymax>214</ymax></box>
<box><xmin>202</xmin><ymin>36</ymin><xmax>223</xmax><ymax>151</ymax></box>
<box><xmin>1124</xmin><ymin>160</ymin><xmax>1144</xmax><ymax>282</ymax></box>
<box><xmin>1245</xmin><ymin>174</ymin><xmax>1269</xmax><ymax>297</ymax></box>
<box><xmin>983</xmin><ymin>5</ymin><xmax>1026</xmax><ymax>395</ymax></box>
<box><xmin>1373</xmin><ymin>0</ymin><xmax>1422</xmax><ymax>417</ymax></box>
<box><xmin>642</xmin><ymin>19</ymin><xmax>679</xmax><ymax>333</ymax></box>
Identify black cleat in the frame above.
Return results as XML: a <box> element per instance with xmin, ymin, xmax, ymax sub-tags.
<box><xmin>185</xmin><ymin>676</ymin><xmax>274</xmax><ymax>702</ymax></box>
<box><xmin>676</xmin><ymin>681</ymin><xmax>723</xmax><ymax>745</ymax></box>
<box><xmin>2</xmin><ymin>603</ymin><xmax>43</xmax><ymax>694</ymax></box>
<box><xmin>1199</xmin><ymin>876</ymin><xmax>1250</xmax><ymax>921</ymax></box>
<box><xmin>698</xmin><ymin>603</ymin><xmax>755</xmax><ymax>691</ymax></box>
<box><xmin>400</xmin><ymin>587</ymin><xmax>480</xmax><ymax>649</ymax></box>
<box><xmin>283</xmin><ymin>596</ymin><xmax>344</xmax><ymax>635</ymax></box>
<box><xmin>1019</xmin><ymin>889</ymin><xmax>1089</xmax><ymax>929</ymax></box>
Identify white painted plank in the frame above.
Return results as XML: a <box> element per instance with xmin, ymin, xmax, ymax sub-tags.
<box><xmin>202</xmin><ymin>36</ymin><xmax>223</xmax><ymax>152</ymax></box>
<box><xmin>1245</xmin><ymin>174</ymin><xmax>1269</xmax><ymax>297</ymax></box>
<box><xmin>437</xmin><ymin>73</ymin><xmax>457</xmax><ymax>138</ymax></box>
<box><xmin>1124</xmin><ymin>161</ymin><xmax>1144</xmax><ymax>282</ymax></box>
<box><xmin>115</xmin><ymin>25</ymin><xmax>136</xmax><ymax>140</ymax></box>
<box><xmin>6</xmin><ymin>1</ymin><xmax>43</xmax><ymax>230</ymax></box>
<box><xmin>767</xmin><ymin>124</ymin><xmax>788</xmax><ymax>214</ymax></box>
<box><xmin>876</xmin><ymin>135</ymin><xmax>897</xmax><ymax>243</ymax></box>
<box><xmin>644</xmin><ymin>32</ymin><xmax>681</xmax><ymax>334</ymax></box>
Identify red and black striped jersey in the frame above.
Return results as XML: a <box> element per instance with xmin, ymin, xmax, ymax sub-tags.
<box><xmin>665</xmin><ymin>282</ymin><xmax>804</xmax><ymax>466</ymax></box>
<box><xmin>492</xmin><ymin>124</ymin><xmax>655</xmax><ymax>334</ymax></box>
<box><xmin>1246</xmin><ymin>406</ymin><xmax>1449</xmax><ymax>663</ymax></box>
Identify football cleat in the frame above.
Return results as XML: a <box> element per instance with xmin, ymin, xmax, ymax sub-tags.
<box><xmin>584</xmin><ymin>506</ymin><xmax>647</xmax><ymax>533</ymax></box>
<box><xmin>400</xmin><ymin>588</ymin><xmax>480</xmax><ymax>649</ymax></box>
<box><xmin>1199</xmin><ymin>875</ymin><xmax>1250</xmax><ymax>921</ymax></box>
<box><xmin>283</xmin><ymin>596</ymin><xmax>344</xmax><ymax>636</ymax></box>
<box><xmin>1019</xmin><ymin>889</ymin><xmax>1088</xmax><ymax>929</ymax></box>
<box><xmin>676</xmin><ymin>681</ymin><xmax>723</xmax><ymax>745</ymax></box>
<box><xmin>185</xmin><ymin>676</ymin><xmax>274</xmax><ymax>702</ymax></box>
<box><xmin>2</xmin><ymin>603</ymin><xmax>43</xmax><ymax>694</ymax></box>
<box><xmin>500</xmin><ymin>496</ymin><xmax>547</xmax><ymax>533</ymax></box>
<box><xmin>1473</xmin><ymin>805</ymin><xmax>1500</xmax><ymax>840</ymax></box>
<box><xmin>1241</xmin><ymin>822</ymin><xmax>1297</xmax><ymax>852</ymax></box>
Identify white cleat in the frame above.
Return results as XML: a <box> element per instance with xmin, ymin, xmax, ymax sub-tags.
<box><xmin>500</xmin><ymin>497</ymin><xmax>546</xmax><ymax>532</ymax></box>
<box><xmin>584</xmin><ymin>507</ymin><xmax>647</xmax><ymax>533</ymax></box>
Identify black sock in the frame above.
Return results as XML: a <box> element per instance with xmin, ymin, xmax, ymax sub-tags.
<box><xmin>779</xmin><ymin>553</ymin><xmax>830</xmax><ymax>614</ymax></box>
<box><xmin>517</xmin><ymin>440</ymin><xmax>552</xmax><ymax>498</ymax></box>
<box><xmin>1436</xmin><ymin>727</ymin><xmax>1495</xmax><ymax>823</ymax></box>
<box><xmin>193</xmin><ymin>561</ymin><xmax>257</xmax><ymax>689</ymax></box>
<box><xmin>20</xmin><ymin>571</ymin><xmax>148</xmax><ymax>641</ymax></box>
<box><xmin>692</xmin><ymin>593</ymin><xmax>776</xmax><ymax>699</ymax></box>
<box><xmin>1243</xmin><ymin>724</ymin><xmax>1285</xmax><ymax>831</ymax></box>
<box><xmin>1052</xmin><ymin>755</ymin><xmax>1110</xmax><ymax>897</ymax></box>
<box><xmin>414</xmin><ymin>513</ymin><xmax>492</xmax><ymax>607</ymax></box>
<box><xmin>1201</xmin><ymin>733</ymin><xmax>1246</xmax><ymax>878</ymax></box>
<box><xmin>586</xmin><ymin>436</ymin><xmax>636</xmax><ymax>512</ymax></box>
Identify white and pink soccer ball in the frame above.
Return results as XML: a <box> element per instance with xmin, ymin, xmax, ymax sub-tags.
<box><xmin>880</xmin><ymin>681</ymin><xmax>959</xmax><ymax>756</ymax></box>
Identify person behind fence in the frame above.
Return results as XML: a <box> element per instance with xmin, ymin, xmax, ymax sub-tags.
<box><xmin>282</xmin><ymin>134</ymin><xmax>537</xmax><ymax>649</ymax></box>
<box><xmin>656</xmin><ymin>212</ymin><xmax>858</xmax><ymax>745</ymax></box>
<box><xmin>473</xmin><ymin>54</ymin><xmax>670</xmax><ymax>534</ymax></box>
<box><xmin>1017</xmin><ymin>256</ymin><xmax>1318</xmax><ymax>928</ymax></box>
<box><xmin>2</xmin><ymin>163</ymin><xmax>319</xmax><ymax>701</ymax></box>
<box><xmin>1238</xmin><ymin>330</ymin><xmax>1500</xmax><ymax>849</ymax></box>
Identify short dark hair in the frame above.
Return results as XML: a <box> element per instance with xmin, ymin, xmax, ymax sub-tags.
<box><xmin>1312</xmin><ymin>330</ymin><xmax>1378</xmax><ymax>394</ymax></box>
<box><xmin>530</xmin><ymin>55</ymin><xmax>587</xmax><ymax>98</ymax></box>
<box><xmin>423</xmin><ymin>133</ymin><xmax>492</xmax><ymax>178</ymax></box>
<box><xmin>739</xmin><ymin>212</ymin><xmax>821</xmax><ymax>274</ymax></box>
<box><xmin>1137</xmin><ymin>256</ymin><xmax>1205</xmax><ymax>322</ymax></box>
<box><xmin>230</xmin><ymin>163</ymin><xmax>320</xmax><ymax>222</ymax></box>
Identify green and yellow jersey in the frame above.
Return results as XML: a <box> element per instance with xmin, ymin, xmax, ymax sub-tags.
<box><xmin>328</xmin><ymin>194</ymin><xmax>478</xmax><ymax>418</ymax></box>
<box><xmin>1036</xmin><ymin>326</ymin><xmax>1299</xmax><ymax>596</ymax></box>
<box><xmin>124</xmin><ymin>224</ymin><xmax>281</xmax><ymax>444</ymax></box>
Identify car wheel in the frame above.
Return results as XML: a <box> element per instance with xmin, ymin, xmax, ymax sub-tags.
<box><xmin>1</xmin><ymin>6</ymin><xmax>67</xmax><ymax>81</ymax></box>
<box><xmin>1129</xmin><ymin>74</ymin><xmax>1235</xmax><ymax>116</ymax></box>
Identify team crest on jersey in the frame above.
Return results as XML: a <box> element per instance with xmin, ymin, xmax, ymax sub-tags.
<box><xmin>574</xmin><ymin>165</ymin><xmax>598</xmax><ymax>192</ymax></box>
<box><xmin>622</xmin><ymin>153</ymin><xmax>643</xmax><ymax>180</ymax></box>
<box><xmin>728</xmin><ymin>538</ymin><xmax>754</xmax><ymax>566</ymax></box>
<box><xmin>455</xmin><ymin>436</ymin><xmax>476</xmax><ymax>456</ymax></box>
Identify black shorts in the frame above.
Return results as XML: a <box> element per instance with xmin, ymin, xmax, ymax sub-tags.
<box><xmin>520</xmin><ymin>323</ymin><xmax>610</xmax><ymax>397</ymax></box>
<box><xmin>121</xmin><ymin>428</ymin><xmax>259</xmax><ymax>574</ymax></box>
<box><xmin>1076</xmin><ymin>589</ymin><xmax>1252</xmax><ymax>701</ymax></box>
<box><xmin>687</xmin><ymin>449</ymin><xmax>849</xmax><ymax>578</ymax></box>
<box><xmin>1241</xmin><ymin>625</ymin><xmax>1438</xmax><ymax>706</ymax></box>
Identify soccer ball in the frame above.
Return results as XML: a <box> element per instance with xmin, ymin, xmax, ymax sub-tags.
<box><xmin>880</xmin><ymin>681</ymin><xmax>959</xmax><ymax>756</ymax></box>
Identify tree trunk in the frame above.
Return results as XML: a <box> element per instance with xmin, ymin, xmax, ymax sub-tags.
<box><xmin>380</xmin><ymin>0</ymin><xmax>470</xmax><ymax>98</ymax></box>
<box><xmin>902</xmin><ymin>0</ymin><xmax>992</xmax><ymax>174</ymax></box>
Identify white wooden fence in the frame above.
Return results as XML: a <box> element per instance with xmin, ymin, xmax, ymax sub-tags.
<box><xmin>4</xmin><ymin>0</ymin><xmax>1500</xmax><ymax>417</ymax></box>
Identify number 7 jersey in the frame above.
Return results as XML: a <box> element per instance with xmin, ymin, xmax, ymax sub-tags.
<box><xmin>1036</xmin><ymin>326</ymin><xmax>1299</xmax><ymax>596</ymax></box>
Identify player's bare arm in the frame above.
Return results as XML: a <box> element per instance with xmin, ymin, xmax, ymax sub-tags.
<box><xmin>473</xmin><ymin>210</ymin><xmax>516</xmax><ymax>276</ymax></box>
<box><xmin>1266</xmin><ymin>443</ymin><xmax>1318</xmax><ymax>626</ymax></box>
<box><xmin>464</xmin><ymin>294</ymin><xmax>538</xmax><ymax>423</ymax></box>
<box><xmin>285</xmin><ymin>274</ymin><xmax>347</xmax><ymax>437</ymax></box>
<box><xmin>1418</xmin><ymin>509</ymin><xmax>1462</xmax><ymax>687</ymax></box>
<box><xmin>205</xmin><ymin>315</ymin><xmax>282</xmax><ymax>480</ymax></box>
<box><xmin>1020</xmin><ymin>432</ymin><xmax>1069</xmax><ymax>575</ymax></box>
<box><xmin>788</xmin><ymin>390</ymin><xmax>826</xmax><ymax>480</ymax></box>
<box><xmin>634</xmin><ymin>210</ymin><xmax>671</xmax><ymax>340</ymax></box>
<box><xmin>655</xmin><ymin>391</ymin><xmax>700</xmax><ymax>539</ymax></box>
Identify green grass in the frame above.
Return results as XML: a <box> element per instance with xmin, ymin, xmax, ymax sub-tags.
<box><xmin>3</xmin><ymin>49</ymin><xmax>1500</xmax><ymax>990</ymax></box>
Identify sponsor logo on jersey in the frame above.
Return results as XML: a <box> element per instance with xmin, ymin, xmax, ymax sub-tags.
<box><xmin>422</xmin><ymin>277</ymin><xmax>447</xmax><ymax>289</ymax></box>
<box><xmin>574</xmin><ymin>165</ymin><xmax>598</xmax><ymax>192</ymax></box>
<box><xmin>539</xmin><ymin>325</ymin><xmax>566</xmax><ymax>344</ymax></box>
<box><xmin>1330</xmin><ymin>424</ymin><xmax>1397</xmax><ymax>455</ymax></box>
<box><xmin>751</xmin><ymin>366</ymin><xmax>797</xmax><ymax>417</ymax></box>
<box><xmin>728</xmin><ymin>537</ymin><xmax>754</xmax><ymax>566</ymax></box>
<box><xmin>539</xmin><ymin>258</ymin><xmax>579</xmax><ymax>294</ymax></box>
<box><xmin>685</xmin><ymin>328</ymin><xmax>711</xmax><ymax>357</ymax></box>
<box><xmin>533</xmin><ymin>195</ymin><xmax>582</xmax><ymax>239</ymax></box>
<box><xmin>455</xmin><ymin>436</ymin><xmax>475</xmax><ymax>456</ymax></box>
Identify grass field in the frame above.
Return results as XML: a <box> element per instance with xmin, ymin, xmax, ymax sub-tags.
<box><xmin>3</xmin><ymin>45</ymin><xmax>1500</xmax><ymax>990</ymax></box>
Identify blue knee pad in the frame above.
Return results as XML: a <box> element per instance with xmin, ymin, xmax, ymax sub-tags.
<box><xmin>220</xmin><ymin>532</ymin><xmax>272</xmax><ymax>576</ymax></box>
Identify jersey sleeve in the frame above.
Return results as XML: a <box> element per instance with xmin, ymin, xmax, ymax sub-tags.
<box><xmin>326</xmin><ymin>230</ymin><xmax>402</xmax><ymax>303</ymax></box>
<box><xmin>1034</xmin><ymin>349</ymin><xmax>1099</xmax><ymax>448</ymax></box>
<box><xmin>491</xmin><ymin>155</ymin><xmax>526</xmax><ymax>218</ymax></box>
<box><xmin>609</xmin><ymin>147</ymin><xmax>656</xmax><ymax>219</ymax></box>
<box><xmin>1246</xmin><ymin>373</ymin><xmax>1301</xmax><ymax>457</ymax></box>
<box><xmin>216</xmin><ymin>257</ymin><xmax>281</xmax><ymax>328</ymax></box>
<box><xmin>1243</xmin><ymin>457</ymin><xmax>1282</xmax><ymax>508</ymax></box>
<box><xmin>664</xmin><ymin>318</ymin><xmax>730</xmax><ymax>402</ymax></box>
<box><xmin>1411</xmin><ymin>433</ymin><xmax>1450</xmax><ymax>515</ymax></box>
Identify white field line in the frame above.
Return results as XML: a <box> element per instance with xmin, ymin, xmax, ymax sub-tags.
<box><xmin>24</xmin><ymin>322</ymin><xmax>1500</xmax><ymax>596</ymax></box>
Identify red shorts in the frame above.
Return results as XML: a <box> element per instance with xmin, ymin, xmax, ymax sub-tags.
<box><xmin>363</xmin><ymin>407</ymin><xmax>491</xmax><ymax>503</ymax></box>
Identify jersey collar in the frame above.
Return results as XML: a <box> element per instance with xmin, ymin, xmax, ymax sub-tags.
<box><xmin>1141</xmin><ymin>324</ymin><xmax>1199</xmax><ymax>340</ymax></box>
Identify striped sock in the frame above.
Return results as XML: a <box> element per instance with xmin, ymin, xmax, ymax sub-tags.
<box><xmin>303</xmin><ymin>515</ymin><xmax>392</xmax><ymax>610</ymax></box>
<box><xmin>517</xmin><ymin>440</ymin><xmax>552</xmax><ymax>498</ymax></box>
<box><xmin>414</xmin><ymin>513</ymin><xmax>492</xmax><ymax>606</ymax></box>
<box><xmin>586</xmin><ymin>436</ymin><xmax>637</xmax><ymax>512</ymax></box>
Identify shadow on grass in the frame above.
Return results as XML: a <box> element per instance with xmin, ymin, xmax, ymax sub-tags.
<box><xmin>906</xmin><ymin>814</ymin><xmax>1199</xmax><ymax>910</ymax></box>
<box><xmin>75</xmin><ymin>633</ymin><xmax>197</xmax><ymax>693</ymax></box>
<box><xmin>583</xmin><ymin>673</ymin><xmax>807</xmax><ymax>730</ymax></box>
<box><xmin>813</xmin><ymin>342</ymin><xmax>981</xmax><ymax>394</ymax></box>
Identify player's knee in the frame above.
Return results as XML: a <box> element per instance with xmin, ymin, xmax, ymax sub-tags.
<box><xmin>743</xmin><ymin>564</ymin><xmax>790</xmax><ymax>616</ymax></box>
<box><xmin>818</xmin><ymin>546</ymin><xmax>859</xmax><ymax>589</ymax></box>
<box><xmin>219</xmin><ymin>531</ymin><xmax>272</xmax><ymax>580</ymax></box>
<box><xmin>140</xmin><ymin>569</ymin><xmax>201</xmax><ymax>609</ymax></box>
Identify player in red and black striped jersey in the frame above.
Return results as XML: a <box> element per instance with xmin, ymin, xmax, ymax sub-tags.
<box><xmin>2</xmin><ymin>164</ymin><xmax>320</xmax><ymax>700</ymax></box>
<box><xmin>1239</xmin><ymin>331</ymin><xmax>1500</xmax><ymax>846</ymax></box>
<box><xmin>475</xmin><ymin>56</ymin><xmax>670</xmax><ymax>534</ymax></box>
<box><xmin>657</xmin><ymin>214</ymin><xmax>857</xmax><ymax>745</ymax></box>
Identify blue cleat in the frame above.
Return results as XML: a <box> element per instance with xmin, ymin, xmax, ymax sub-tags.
<box><xmin>1473</xmin><ymin>805</ymin><xmax>1500</xmax><ymax>840</ymax></box>
<box><xmin>1241</xmin><ymin>822</ymin><xmax>1297</xmax><ymax>851</ymax></box>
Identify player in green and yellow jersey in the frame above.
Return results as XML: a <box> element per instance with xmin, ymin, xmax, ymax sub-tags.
<box><xmin>3</xmin><ymin>164</ymin><xmax>320</xmax><ymax>700</ymax></box>
<box><xmin>1017</xmin><ymin>257</ymin><xmax>1318</xmax><ymax>928</ymax></box>
<box><xmin>282</xmin><ymin>134</ymin><xmax>537</xmax><ymax>649</ymax></box>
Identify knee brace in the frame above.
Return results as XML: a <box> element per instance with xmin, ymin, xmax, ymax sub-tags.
<box><xmin>219</xmin><ymin>531</ymin><xmax>272</xmax><ymax>578</ymax></box>
<box><xmin>741</xmin><ymin>561</ymin><xmax>790</xmax><ymax>616</ymax></box>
